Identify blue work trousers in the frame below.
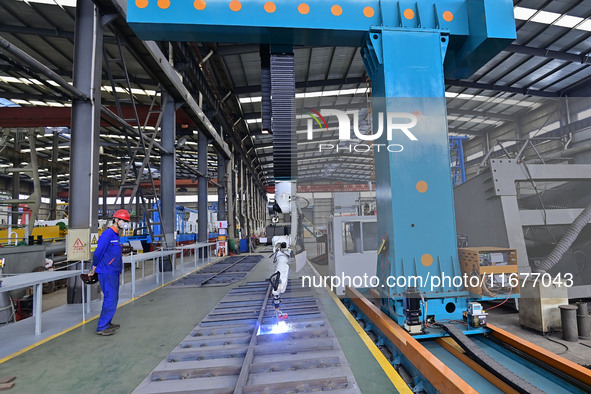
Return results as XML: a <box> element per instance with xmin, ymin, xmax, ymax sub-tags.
<box><xmin>97</xmin><ymin>273</ymin><xmax>120</xmax><ymax>331</ymax></box>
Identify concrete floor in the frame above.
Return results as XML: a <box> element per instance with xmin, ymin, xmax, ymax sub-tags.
<box><xmin>0</xmin><ymin>250</ymin><xmax>396</xmax><ymax>393</ymax></box>
<box><xmin>2</xmin><ymin>249</ymin><xmax>589</xmax><ymax>393</ymax></box>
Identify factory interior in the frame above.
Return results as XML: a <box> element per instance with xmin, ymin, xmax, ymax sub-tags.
<box><xmin>1</xmin><ymin>0</ymin><xmax>591</xmax><ymax>392</ymax></box>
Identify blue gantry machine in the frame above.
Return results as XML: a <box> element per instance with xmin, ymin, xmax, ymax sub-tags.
<box><xmin>126</xmin><ymin>0</ymin><xmax>516</xmax><ymax>332</ymax></box>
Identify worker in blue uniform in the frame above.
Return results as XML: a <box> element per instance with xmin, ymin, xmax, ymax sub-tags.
<box><xmin>89</xmin><ymin>209</ymin><xmax>130</xmax><ymax>336</ymax></box>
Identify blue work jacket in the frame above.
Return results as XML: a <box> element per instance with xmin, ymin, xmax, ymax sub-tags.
<box><xmin>92</xmin><ymin>226</ymin><xmax>123</xmax><ymax>275</ymax></box>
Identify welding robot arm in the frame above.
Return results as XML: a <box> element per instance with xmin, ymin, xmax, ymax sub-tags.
<box><xmin>269</xmin><ymin>243</ymin><xmax>291</xmax><ymax>320</ymax></box>
<box><xmin>267</xmin><ymin>181</ymin><xmax>307</xmax><ymax>320</ymax></box>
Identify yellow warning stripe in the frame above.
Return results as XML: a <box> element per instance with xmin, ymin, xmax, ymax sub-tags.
<box><xmin>327</xmin><ymin>289</ymin><xmax>413</xmax><ymax>393</ymax></box>
<box><xmin>0</xmin><ymin>255</ymin><xmax>223</xmax><ymax>365</ymax></box>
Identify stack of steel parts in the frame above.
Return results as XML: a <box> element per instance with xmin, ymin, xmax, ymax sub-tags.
<box><xmin>171</xmin><ymin>255</ymin><xmax>263</xmax><ymax>287</ymax></box>
<box><xmin>134</xmin><ymin>280</ymin><xmax>360</xmax><ymax>393</ymax></box>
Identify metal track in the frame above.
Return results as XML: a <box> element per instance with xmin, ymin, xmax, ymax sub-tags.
<box><xmin>440</xmin><ymin>323</ymin><xmax>545</xmax><ymax>394</ymax></box>
<box><xmin>345</xmin><ymin>287</ymin><xmax>591</xmax><ymax>393</ymax></box>
<box><xmin>170</xmin><ymin>256</ymin><xmax>263</xmax><ymax>287</ymax></box>
<box><xmin>134</xmin><ymin>280</ymin><xmax>360</xmax><ymax>393</ymax></box>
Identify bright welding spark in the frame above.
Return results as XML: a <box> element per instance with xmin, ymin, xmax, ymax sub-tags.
<box><xmin>270</xmin><ymin>321</ymin><xmax>289</xmax><ymax>334</ymax></box>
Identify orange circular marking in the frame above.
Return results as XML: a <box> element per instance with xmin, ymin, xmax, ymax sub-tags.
<box><xmin>421</xmin><ymin>254</ymin><xmax>434</xmax><ymax>267</ymax></box>
<box><xmin>331</xmin><ymin>5</ymin><xmax>342</xmax><ymax>16</ymax></box>
<box><xmin>136</xmin><ymin>0</ymin><xmax>149</xmax><ymax>8</ymax></box>
<box><xmin>298</xmin><ymin>3</ymin><xmax>310</xmax><ymax>14</ymax></box>
<box><xmin>412</xmin><ymin>110</ymin><xmax>423</xmax><ymax>122</ymax></box>
<box><xmin>416</xmin><ymin>180</ymin><xmax>428</xmax><ymax>193</ymax></box>
<box><xmin>229</xmin><ymin>0</ymin><xmax>242</xmax><ymax>11</ymax></box>
<box><xmin>363</xmin><ymin>6</ymin><xmax>374</xmax><ymax>18</ymax></box>
<box><xmin>403</xmin><ymin>8</ymin><xmax>415</xmax><ymax>20</ymax></box>
<box><xmin>264</xmin><ymin>1</ymin><xmax>276</xmax><ymax>13</ymax></box>
<box><xmin>157</xmin><ymin>0</ymin><xmax>170</xmax><ymax>9</ymax></box>
<box><xmin>443</xmin><ymin>11</ymin><xmax>454</xmax><ymax>22</ymax></box>
<box><xmin>194</xmin><ymin>0</ymin><xmax>206</xmax><ymax>10</ymax></box>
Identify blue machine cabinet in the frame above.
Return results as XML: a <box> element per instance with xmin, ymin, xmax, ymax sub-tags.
<box><xmin>127</xmin><ymin>0</ymin><xmax>516</xmax><ymax>328</ymax></box>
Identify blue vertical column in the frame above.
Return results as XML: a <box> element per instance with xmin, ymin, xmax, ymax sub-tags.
<box><xmin>363</xmin><ymin>29</ymin><xmax>466</xmax><ymax>324</ymax></box>
<box><xmin>161</xmin><ymin>92</ymin><xmax>176</xmax><ymax>249</ymax></box>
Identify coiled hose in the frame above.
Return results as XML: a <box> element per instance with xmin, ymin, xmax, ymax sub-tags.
<box><xmin>536</xmin><ymin>200</ymin><xmax>591</xmax><ymax>273</ymax></box>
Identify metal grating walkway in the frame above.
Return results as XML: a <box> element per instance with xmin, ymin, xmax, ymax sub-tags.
<box><xmin>134</xmin><ymin>280</ymin><xmax>360</xmax><ymax>393</ymax></box>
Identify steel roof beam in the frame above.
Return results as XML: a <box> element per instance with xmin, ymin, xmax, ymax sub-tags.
<box><xmin>0</xmin><ymin>35</ymin><xmax>87</xmax><ymax>100</ymax></box>
<box><xmin>0</xmin><ymin>23</ymin><xmax>120</xmax><ymax>45</ymax></box>
<box><xmin>445</xmin><ymin>78</ymin><xmax>558</xmax><ymax>98</ymax></box>
<box><xmin>0</xmin><ymin>90</ymin><xmax>64</xmax><ymax>102</ymax></box>
<box><xmin>90</xmin><ymin>0</ymin><xmax>230</xmax><ymax>159</ymax></box>
<box><xmin>564</xmin><ymin>76</ymin><xmax>591</xmax><ymax>97</ymax></box>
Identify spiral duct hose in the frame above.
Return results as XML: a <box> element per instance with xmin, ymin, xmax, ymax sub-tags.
<box><xmin>536</xmin><ymin>200</ymin><xmax>591</xmax><ymax>273</ymax></box>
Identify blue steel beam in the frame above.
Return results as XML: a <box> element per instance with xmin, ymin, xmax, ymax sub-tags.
<box><xmin>128</xmin><ymin>0</ymin><xmax>515</xmax><ymax>79</ymax></box>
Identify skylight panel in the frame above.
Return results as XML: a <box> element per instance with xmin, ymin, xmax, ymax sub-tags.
<box><xmin>514</xmin><ymin>7</ymin><xmax>537</xmax><ymax>21</ymax></box>
<box><xmin>554</xmin><ymin>15</ymin><xmax>584</xmax><ymax>28</ymax></box>
<box><xmin>530</xmin><ymin>11</ymin><xmax>561</xmax><ymax>25</ymax></box>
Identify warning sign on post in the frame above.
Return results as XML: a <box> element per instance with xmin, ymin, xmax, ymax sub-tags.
<box><xmin>90</xmin><ymin>233</ymin><xmax>99</xmax><ymax>253</ymax></box>
<box><xmin>67</xmin><ymin>228</ymin><xmax>91</xmax><ymax>261</ymax></box>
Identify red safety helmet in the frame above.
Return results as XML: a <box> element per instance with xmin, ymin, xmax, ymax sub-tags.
<box><xmin>113</xmin><ymin>209</ymin><xmax>130</xmax><ymax>221</ymax></box>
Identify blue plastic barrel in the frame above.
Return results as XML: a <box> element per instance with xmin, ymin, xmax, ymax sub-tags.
<box><xmin>240</xmin><ymin>239</ymin><xmax>248</xmax><ymax>253</ymax></box>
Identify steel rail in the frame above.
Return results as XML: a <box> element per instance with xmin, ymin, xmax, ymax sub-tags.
<box><xmin>199</xmin><ymin>256</ymin><xmax>248</xmax><ymax>286</ymax></box>
<box><xmin>232</xmin><ymin>283</ymin><xmax>272</xmax><ymax>394</ymax></box>
<box><xmin>346</xmin><ymin>286</ymin><xmax>477</xmax><ymax>393</ymax></box>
